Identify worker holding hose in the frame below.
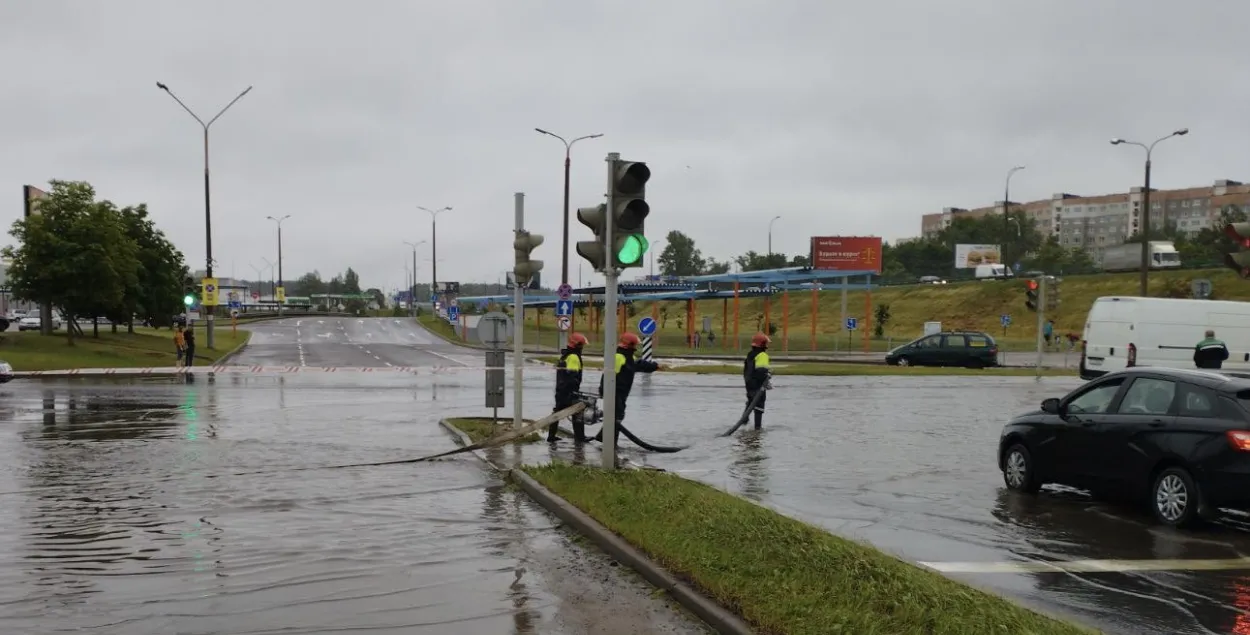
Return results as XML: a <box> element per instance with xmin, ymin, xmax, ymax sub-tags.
<box><xmin>592</xmin><ymin>332</ymin><xmax>661</xmax><ymax>445</ymax></box>
<box><xmin>549</xmin><ymin>332</ymin><xmax>589</xmax><ymax>443</ymax></box>
<box><xmin>744</xmin><ymin>332</ymin><xmax>773</xmax><ymax>429</ymax></box>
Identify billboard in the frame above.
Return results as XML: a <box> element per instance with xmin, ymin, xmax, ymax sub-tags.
<box><xmin>954</xmin><ymin>244</ymin><xmax>1002</xmax><ymax>269</ymax></box>
<box><xmin>23</xmin><ymin>185</ymin><xmax>48</xmax><ymax>218</ymax></box>
<box><xmin>810</xmin><ymin>236</ymin><xmax>882</xmax><ymax>273</ymax></box>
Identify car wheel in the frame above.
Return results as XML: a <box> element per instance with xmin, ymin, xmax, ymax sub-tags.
<box><xmin>896</xmin><ymin>356</ymin><xmax>910</xmax><ymax>367</ymax></box>
<box><xmin>1152</xmin><ymin>466</ymin><xmax>1203</xmax><ymax>527</ymax></box>
<box><xmin>1002</xmin><ymin>443</ymin><xmax>1041</xmax><ymax>494</ymax></box>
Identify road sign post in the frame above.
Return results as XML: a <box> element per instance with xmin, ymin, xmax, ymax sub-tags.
<box><xmin>1035</xmin><ymin>276</ymin><xmax>1047</xmax><ymax>377</ymax></box>
<box><xmin>485</xmin><ymin>349</ymin><xmax>506</xmax><ymax>423</ymax></box>
<box><xmin>845</xmin><ymin>317</ymin><xmax>857</xmax><ymax>349</ymax></box>
<box><xmin>1000</xmin><ymin>313</ymin><xmax>1011</xmax><ymax>336</ymax></box>
<box><xmin>513</xmin><ymin>193</ymin><xmax>527</xmax><ymax>428</ymax></box>
<box><xmin>1192</xmin><ymin>278</ymin><xmax>1213</xmax><ymax>299</ymax></box>
<box><xmin>638</xmin><ymin>316</ymin><xmax>657</xmax><ymax>362</ymax></box>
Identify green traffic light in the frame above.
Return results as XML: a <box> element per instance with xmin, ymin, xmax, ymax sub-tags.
<box><xmin>183</xmin><ymin>295</ymin><xmax>195</xmax><ymax>307</ymax></box>
<box><xmin>617</xmin><ymin>234</ymin><xmax>648</xmax><ymax>265</ymax></box>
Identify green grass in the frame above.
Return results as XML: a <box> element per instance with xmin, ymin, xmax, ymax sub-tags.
<box><xmin>522</xmin><ymin>463</ymin><xmax>1093</xmax><ymax>635</ymax></box>
<box><xmin>446</xmin><ymin>417</ymin><xmax>543</xmax><ymax>444</ymax></box>
<box><xmin>0</xmin><ymin>324</ymin><xmax>251</xmax><ymax>371</ymax></box>
<box><xmin>510</xmin><ymin>267</ymin><xmax>1244</xmax><ymax>354</ymax></box>
<box><xmin>417</xmin><ymin>313</ymin><xmax>463</xmax><ymax>343</ymax></box>
<box><xmin>531</xmin><ymin>356</ymin><xmax>1076</xmax><ymax>377</ymax></box>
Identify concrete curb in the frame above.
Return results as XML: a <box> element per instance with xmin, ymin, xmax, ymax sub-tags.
<box><xmin>209</xmin><ymin>329</ymin><xmax>253</xmax><ymax>366</ymax></box>
<box><xmin>437</xmin><ymin>418</ymin><xmax>507</xmax><ymax>471</ymax></box>
<box><xmin>508</xmin><ymin>468</ymin><xmax>755</xmax><ymax>635</ymax></box>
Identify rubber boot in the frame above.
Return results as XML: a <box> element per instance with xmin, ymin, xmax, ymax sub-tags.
<box><xmin>546</xmin><ymin>421</ymin><xmax>560</xmax><ymax>443</ymax></box>
<box><xmin>753</xmin><ymin>411</ymin><xmax>763</xmax><ymax>430</ymax></box>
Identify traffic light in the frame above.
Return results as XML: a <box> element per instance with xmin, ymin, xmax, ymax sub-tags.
<box><xmin>182</xmin><ymin>276</ymin><xmax>196</xmax><ymax>309</ymax></box>
<box><xmin>1025</xmin><ymin>279</ymin><xmax>1039</xmax><ymax>311</ymax></box>
<box><xmin>183</xmin><ymin>293</ymin><xmax>196</xmax><ymax>308</ymax></box>
<box><xmin>576</xmin><ymin>203</ymin><xmax>608</xmax><ymax>272</ymax></box>
<box><xmin>609</xmin><ymin>159</ymin><xmax>650</xmax><ymax>268</ymax></box>
<box><xmin>513</xmin><ymin>229</ymin><xmax>544</xmax><ymax>284</ymax></box>
<box><xmin>1047</xmin><ymin>276</ymin><xmax>1060</xmax><ymax>309</ymax></box>
<box><xmin>1224</xmin><ymin>223</ymin><xmax>1250</xmax><ymax>278</ymax></box>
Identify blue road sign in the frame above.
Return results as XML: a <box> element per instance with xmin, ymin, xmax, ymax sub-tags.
<box><xmin>1014</xmin><ymin>262</ymin><xmax>1022</xmax><ymax>272</ymax></box>
<box><xmin>556</xmin><ymin>299</ymin><xmax>573</xmax><ymax>316</ymax></box>
<box><xmin>638</xmin><ymin>316</ymin><xmax>657</xmax><ymax>336</ymax></box>
<box><xmin>845</xmin><ymin>317</ymin><xmax>858</xmax><ymax>331</ymax></box>
<box><xmin>448</xmin><ymin>306</ymin><xmax>459</xmax><ymax>321</ymax></box>
<box><xmin>228</xmin><ymin>300</ymin><xmax>241</xmax><ymax>309</ymax></box>
<box><xmin>1001</xmin><ymin>314</ymin><xmax>1012</xmax><ymax>326</ymax></box>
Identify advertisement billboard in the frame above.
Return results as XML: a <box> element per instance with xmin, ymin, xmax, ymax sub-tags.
<box><xmin>810</xmin><ymin>236</ymin><xmax>882</xmax><ymax>273</ymax></box>
<box><xmin>954</xmin><ymin>244</ymin><xmax>1002</xmax><ymax>269</ymax></box>
<box><xmin>23</xmin><ymin>184</ymin><xmax>48</xmax><ymax>218</ymax></box>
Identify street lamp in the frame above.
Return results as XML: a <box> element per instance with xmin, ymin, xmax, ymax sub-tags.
<box><xmin>1111</xmin><ymin>128</ymin><xmax>1189</xmax><ymax>296</ymax></box>
<box><xmin>260</xmin><ymin>257</ymin><xmax>276</xmax><ymax>308</ymax></box>
<box><xmin>266</xmin><ymin>215</ymin><xmax>290</xmax><ymax>316</ymax></box>
<box><xmin>534</xmin><ymin>128</ymin><xmax>605</xmax><ymax>289</ymax></box>
<box><xmin>768</xmin><ymin>215</ymin><xmax>782</xmax><ymax>257</ymax></box>
<box><xmin>419</xmin><ymin>206</ymin><xmax>452</xmax><ymax>301</ymax></box>
<box><xmin>404</xmin><ymin>240</ymin><xmax>427</xmax><ymax>315</ymax></box>
<box><xmin>1003</xmin><ymin>166</ymin><xmax>1025</xmax><ymax>269</ymax></box>
<box><xmin>650</xmin><ymin>239</ymin><xmax>665</xmax><ymax>278</ymax></box>
<box><xmin>157</xmin><ymin>81</ymin><xmax>253</xmax><ymax>349</ymax></box>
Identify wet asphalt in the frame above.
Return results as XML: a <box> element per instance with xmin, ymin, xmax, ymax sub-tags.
<box><xmin>5</xmin><ymin>316</ymin><xmax>1250</xmax><ymax>634</ymax></box>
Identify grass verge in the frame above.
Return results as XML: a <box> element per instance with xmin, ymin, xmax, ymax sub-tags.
<box><xmin>0</xmin><ymin>325</ymin><xmax>251</xmax><ymax>371</ymax></box>
<box><xmin>446</xmin><ymin>417</ymin><xmax>543</xmax><ymax>444</ymax></box>
<box><xmin>530</xmin><ymin>356</ymin><xmax>1075</xmax><ymax>377</ymax></box>
<box><xmin>416</xmin><ymin>313</ymin><xmax>465</xmax><ymax>345</ymax></box>
<box><xmin>522</xmin><ymin>463</ymin><xmax>1093</xmax><ymax>635</ymax></box>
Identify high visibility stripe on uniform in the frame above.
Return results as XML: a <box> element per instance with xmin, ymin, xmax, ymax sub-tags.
<box><xmin>614</xmin><ymin>353</ymin><xmax>626</xmax><ymax>373</ymax></box>
<box><xmin>755</xmin><ymin>351</ymin><xmax>771</xmax><ymax>368</ymax></box>
<box><xmin>566</xmin><ymin>355</ymin><xmax>582</xmax><ymax>371</ymax></box>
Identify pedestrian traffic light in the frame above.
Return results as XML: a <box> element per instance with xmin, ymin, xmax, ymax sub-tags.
<box><xmin>609</xmin><ymin>159</ymin><xmax>650</xmax><ymax>269</ymax></box>
<box><xmin>1025</xmin><ymin>279</ymin><xmax>1039</xmax><ymax>311</ymax></box>
<box><xmin>513</xmin><ymin>229</ymin><xmax>544</xmax><ymax>284</ymax></box>
<box><xmin>1224</xmin><ymin>222</ymin><xmax>1250</xmax><ymax>278</ymax></box>
<box><xmin>576</xmin><ymin>203</ymin><xmax>608</xmax><ymax>272</ymax></box>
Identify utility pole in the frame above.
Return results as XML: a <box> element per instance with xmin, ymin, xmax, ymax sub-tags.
<box><xmin>1111</xmin><ymin>128</ymin><xmax>1188</xmax><ymax>296</ymax></box>
<box><xmin>1003</xmin><ymin>166</ymin><xmax>1025</xmax><ymax>270</ymax></box>
<box><xmin>535</xmin><ymin>128</ymin><xmax>604</xmax><ymax>293</ymax></box>
<box><xmin>1035</xmin><ymin>276</ymin><xmax>1046</xmax><ymax>377</ymax></box>
<box><xmin>513</xmin><ymin>193</ymin><xmax>527</xmax><ymax>427</ymax></box>
<box><xmin>267</xmin><ymin>215</ymin><xmax>290</xmax><ymax>316</ymax></box>
<box><xmin>601</xmin><ymin>153</ymin><xmax>621</xmax><ymax>469</ymax></box>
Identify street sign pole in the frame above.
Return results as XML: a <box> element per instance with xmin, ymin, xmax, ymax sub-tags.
<box><xmin>602</xmin><ymin>153</ymin><xmax>620</xmax><ymax>469</ymax></box>
<box><xmin>513</xmin><ymin>192</ymin><xmax>526</xmax><ymax>427</ymax></box>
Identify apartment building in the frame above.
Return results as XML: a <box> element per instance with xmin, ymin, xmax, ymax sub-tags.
<box><xmin>920</xmin><ymin>179</ymin><xmax>1250</xmax><ymax>263</ymax></box>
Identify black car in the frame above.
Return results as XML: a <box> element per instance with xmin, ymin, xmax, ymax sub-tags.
<box><xmin>885</xmin><ymin>331</ymin><xmax>999</xmax><ymax>368</ymax></box>
<box><xmin>999</xmin><ymin>367</ymin><xmax>1250</xmax><ymax>527</ymax></box>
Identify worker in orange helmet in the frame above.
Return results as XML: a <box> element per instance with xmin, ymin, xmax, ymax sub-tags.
<box><xmin>549</xmin><ymin>332</ymin><xmax>590</xmax><ymax>443</ymax></box>
<box><xmin>592</xmin><ymin>331</ymin><xmax>661</xmax><ymax>445</ymax></box>
<box><xmin>744</xmin><ymin>332</ymin><xmax>773</xmax><ymax>429</ymax></box>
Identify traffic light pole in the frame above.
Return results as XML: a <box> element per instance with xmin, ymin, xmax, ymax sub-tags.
<box><xmin>1035</xmin><ymin>276</ymin><xmax>1047</xmax><ymax>377</ymax></box>
<box><xmin>601</xmin><ymin>152</ymin><xmax>621</xmax><ymax>469</ymax></box>
<box><xmin>513</xmin><ymin>192</ymin><xmax>526</xmax><ymax>428</ymax></box>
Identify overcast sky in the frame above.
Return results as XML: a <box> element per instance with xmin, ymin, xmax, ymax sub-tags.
<box><xmin>3</xmin><ymin>1</ymin><xmax>1248</xmax><ymax>292</ymax></box>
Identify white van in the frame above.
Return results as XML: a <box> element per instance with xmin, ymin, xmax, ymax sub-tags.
<box><xmin>1080</xmin><ymin>296</ymin><xmax>1250</xmax><ymax>379</ymax></box>
<box><xmin>975</xmin><ymin>264</ymin><xmax>1012</xmax><ymax>280</ymax></box>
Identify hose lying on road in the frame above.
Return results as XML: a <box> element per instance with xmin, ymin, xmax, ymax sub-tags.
<box><xmin>211</xmin><ymin>402</ymin><xmax>588</xmax><ymax>477</ymax></box>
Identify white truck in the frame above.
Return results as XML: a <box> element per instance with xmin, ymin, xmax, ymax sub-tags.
<box><xmin>1100</xmin><ymin>241</ymin><xmax>1182</xmax><ymax>272</ymax></box>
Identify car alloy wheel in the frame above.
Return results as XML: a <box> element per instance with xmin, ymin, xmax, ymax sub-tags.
<box><xmin>1003</xmin><ymin>444</ymin><xmax>1041</xmax><ymax>494</ymax></box>
<box><xmin>1152</xmin><ymin>467</ymin><xmax>1200</xmax><ymax>527</ymax></box>
<box><xmin>896</xmin><ymin>356</ymin><xmax>910</xmax><ymax>367</ymax></box>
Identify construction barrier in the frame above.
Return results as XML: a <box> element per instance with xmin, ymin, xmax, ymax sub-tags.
<box><xmin>11</xmin><ymin>365</ymin><xmax>517</xmax><ymax>378</ymax></box>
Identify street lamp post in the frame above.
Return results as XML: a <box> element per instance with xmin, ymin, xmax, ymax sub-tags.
<box><xmin>157</xmin><ymin>81</ymin><xmax>253</xmax><ymax>349</ymax></box>
<box><xmin>534</xmin><ymin>128</ymin><xmax>604</xmax><ymax>289</ymax></box>
<box><xmin>649</xmin><ymin>240</ymin><xmax>665</xmax><ymax>278</ymax></box>
<box><xmin>768</xmin><ymin>215</ymin><xmax>782</xmax><ymax>257</ymax></box>
<box><xmin>419</xmin><ymin>206</ymin><xmax>452</xmax><ymax>303</ymax></box>
<box><xmin>1003</xmin><ymin>166</ymin><xmax>1025</xmax><ymax>270</ymax></box>
<box><xmin>404</xmin><ymin>240</ymin><xmax>427</xmax><ymax>317</ymax></box>
<box><xmin>266</xmin><ymin>215</ymin><xmax>290</xmax><ymax>316</ymax></box>
<box><xmin>1111</xmin><ymin>128</ymin><xmax>1189</xmax><ymax>296</ymax></box>
<box><xmin>261</xmin><ymin>257</ymin><xmax>276</xmax><ymax>308</ymax></box>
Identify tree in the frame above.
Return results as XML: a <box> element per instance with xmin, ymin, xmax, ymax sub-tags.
<box><xmin>657</xmin><ymin>231</ymin><xmax>708</xmax><ymax>276</ymax></box>
<box><xmin>291</xmin><ymin>271</ymin><xmax>325</xmax><ymax>297</ymax></box>
<box><xmin>873</xmin><ymin>303</ymin><xmax>891</xmax><ymax>337</ymax></box>
<box><xmin>118</xmin><ymin>204</ymin><xmax>186</xmax><ymax>332</ymax></box>
<box><xmin>365</xmin><ymin>287</ymin><xmax>385</xmax><ymax>308</ymax></box>
<box><xmin>703</xmin><ymin>259</ymin><xmax>731</xmax><ymax>274</ymax></box>
<box><xmin>1</xmin><ymin>181</ymin><xmax>139</xmax><ymax>344</ymax></box>
<box><xmin>343</xmin><ymin>267</ymin><xmax>362</xmax><ymax>294</ymax></box>
<box><xmin>735</xmin><ymin>251</ymin><xmax>788</xmax><ymax>272</ymax></box>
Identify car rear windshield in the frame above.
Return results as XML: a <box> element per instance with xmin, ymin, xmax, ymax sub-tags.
<box><xmin>1236</xmin><ymin>390</ymin><xmax>1250</xmax><ymax>411</ymax></box>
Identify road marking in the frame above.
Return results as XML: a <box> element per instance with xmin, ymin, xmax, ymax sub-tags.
<box><xmin>919</xmin><ymin>557</ymin><xmax>1250</xmax><ymax>574</ymax></box>
<box><xmin>423</xmin><ymin>348</ymin><xmax>469</xmax><ymax>366</ymax></box>
<box><xmin>373</xmin><ymin>355</ymin><xmax>381</xmax><ymax>360</ymax></box>
<box><xmin>364</xmin><ymin>350</ymin><xmax>371</xmax><ymax>355</ymax></box>
<box><xmin>385</xmin><ymin>362</ymin><xmax>393</xmax><ymax>367</ymax></box>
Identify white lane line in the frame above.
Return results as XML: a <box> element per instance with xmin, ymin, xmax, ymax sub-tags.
<box><xmin>385</xmin><ymin>362</ymin><xmax>393</xmax><ymax>367</ymax></box>
<box><xmin>423</xmin><ymin>348</ymin><xmax>469</xmax><ymax>366</ymax></box>
<box><xmin>919</xmin><ymin>557</ymin><xmax>1250</xmax><ymax>574</ymax></box>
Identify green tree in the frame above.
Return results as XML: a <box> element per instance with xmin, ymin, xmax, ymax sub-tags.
<box><xmin>343</xmin><ymin>267</ymin><xmax>362</xmax><ymax>294</ymax></box>
<box><xmin>735</xmin><ymin>250</ymin><xmax>788</xmax><ymax>271</ymax></box>
<box><xmin>118</xmin><ymin>204</ymin><xmax>186</xmax><ymax>332</ymax></box>
<box><xmin>2</xmin><ymin>181</ymin><xmax>139</xmax><ymax>344</ymax></box>
<box><xmin>703</xmin><ymin>258</ymin><xmax>731</xmax><ymax>274</ymax></box>
<box><xmin>657</xmin><ymin>231</ymin><xmax>708</xmax><ymax>276</ymax></box>
<box><xmin>291</xmin><ymin>271</ymin><xmax>325</xmax><ymax>297</ymax></box>
<box><xmin>365</xmin><ymin>287</ymin><xmax>385</xmax><ymax>308</ymax></box>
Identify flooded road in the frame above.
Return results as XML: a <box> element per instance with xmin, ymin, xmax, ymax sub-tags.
<box><xmin>0</xmin><ymin>319</ymin><xmax>712</xmax><ymax>635</ymax></box>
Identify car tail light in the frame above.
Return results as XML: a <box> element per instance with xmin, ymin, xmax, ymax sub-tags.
<box><xmin>1127</xmin><ymin>343</ymin><xmax>1137</xmax><ymax>367</ymax></box>
<box><xmin>1228</xmin><ymin>430</ymin><xmax>1250</xmax><ymax>452</ymax></box>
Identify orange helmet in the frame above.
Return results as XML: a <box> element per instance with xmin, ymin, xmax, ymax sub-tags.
<box><xmin>618</xmin><ymin>332</ymin><xmax>641</xmax><ymax>349</ymax></box>
<box><xmin>751</xmin><ymin>332</ymin><xmax>771</xmax><ymax>348</ymax></box>
<box><xmin>567</xmin><ymin>332</ymin><xmax>588</xmax><ymax>349</ymax></box>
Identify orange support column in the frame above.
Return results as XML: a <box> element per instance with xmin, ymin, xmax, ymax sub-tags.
<box><xmin>619</xmin><ymin>303</ymin><xmax>626</xmax><ymax>335</ymax></box>
<box><xmin>782</xmin><ymin>290</ymin><xmax>790</xmax><ymax>352</ymax></box>
<box><xmin>863</xmin><ymin>283</ymin><xmax>873</xmax><ymax>353</ymax></box>
<box><xmin>722</xmin><ymin>298</ymin><xmax>728</xmax><ymax>350</ymax></box>
<box><xmin>733</xmin><ymin>281</ymin><xmax>741</xmax><ymax>351</ymax></box>
<box><xmin>686</xmin><ymin>299</ymin><xmax>694</xmax><ymax>349</ymax></box>
<box><xmin>810</xmin><ymin>287</ymin><xmax>818</xmax><ymax>351</ymax></box>
<box><xmin>763</xmin><ymin>296</ymin><xmax>771</xmax><ymax>335</ymax></box>
<box><xmin>652</xmin><ymin>303</ymin><xmax>660</xmax><ymax>350</ymax></box>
